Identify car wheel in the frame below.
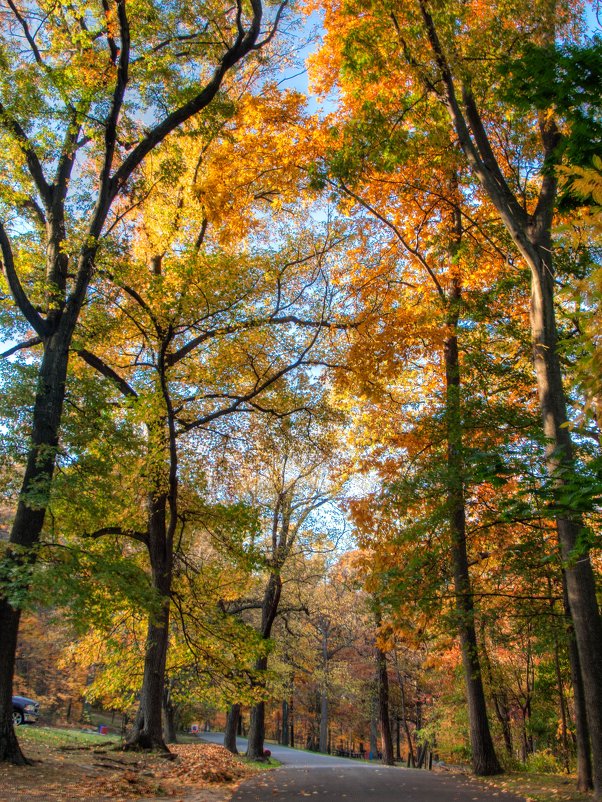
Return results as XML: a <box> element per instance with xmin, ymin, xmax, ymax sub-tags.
<box><xmin>13</xmin><ymin>710</ymin><xmax>24</xmax><ymax>726</ymax></box>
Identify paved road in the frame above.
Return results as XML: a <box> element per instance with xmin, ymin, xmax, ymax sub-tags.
<box><xmin>200</xmin><ymin>733</ymin><xmax>526</xmax><ymax>802</ymax></box>
<box><xmin>200</xmin><ymin>732</ymin><xmax>368</xmax><ymax>768</ymax></box>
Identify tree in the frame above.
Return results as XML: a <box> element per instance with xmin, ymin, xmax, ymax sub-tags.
<box><xmin>406</xmin><ymin>9</ymin><xmax>602</xmax><ymax>790</ymax></box>
<box><xmin>73</xmin><ymin>189</ymin><xmax>342</xmax><ymax>750</ymax></box>
<box><xmin>312</xmin><ymin>0</ymin><xmax>602</xmax><ymax>787</ymax></box>
<box><xmin>213</xmin><ymin>414</ymin><xmax>342</xmax><ymax>759</ymax></box>
<box><xmin>0</xmin><ymin>0</ymin><xmax>291</xmax><ymax>764</ymax></box>
<box><xmin>312</xmin><ymin>136</ymin><xmax>512</xmax><ymax>771</ymax></box>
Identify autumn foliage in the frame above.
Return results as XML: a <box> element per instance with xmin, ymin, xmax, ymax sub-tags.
<box><xmin>0</xmin><ymin>0</ymin><xmax>601</xmax><ymax>798</ymax></box>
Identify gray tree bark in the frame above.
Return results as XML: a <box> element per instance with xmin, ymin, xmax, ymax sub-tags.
<box><xmin>319</xmin><ymin>690</ymin><xmax>329</xmax><ymax>753</ymax></box>
<box><xmin>125</xmin><ymin>487</ymin><xmax>173</xmax><ymax>752</ymax></box>
<box><xmin>246</xmin><ymin>571</ymin><xmax>282</xmax><ymax>760</ymax></box>
<box><xmin>563</xmin><ymin>571</ymin><xmax>593</xmax><ymax>790</ymax></box>
<box><xmin>281</xmin><ymin>699</ymin><xmax>289</xmax><ymax>746</ymax></box>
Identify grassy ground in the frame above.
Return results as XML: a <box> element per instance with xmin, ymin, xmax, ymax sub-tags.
<box><xmin>18</xmin><ymin>725</ymin><xmax>111</xmax><ymax>747</ymax></box>
<box><xmin>241</xmin><ymin>757</ymin><xmax>281</xmax><ymax>770</ymax></box>
<box><xmin>475</xmin><ymin>770</ymin><xmax>593</xmax><ymax>802</ymax></box>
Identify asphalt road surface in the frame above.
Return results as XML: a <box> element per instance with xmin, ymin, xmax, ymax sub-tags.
<box><xmin>200</xmin><ymin>733</ymin><xmax>526</xmax><ymax>802</ymax></box>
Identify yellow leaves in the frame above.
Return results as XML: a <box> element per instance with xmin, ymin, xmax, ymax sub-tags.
<box><xmin>120</xmin><ymin>85</ymin><xmax>323</xmax><ymax>263</ymax></box>
<box><xmin>557</xmin><ymin>157</ymin><xmax>602</xmax><ymax>235</ymax></box>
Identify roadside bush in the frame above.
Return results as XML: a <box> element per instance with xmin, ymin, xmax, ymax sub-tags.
<box><xmin>524</xmin><ymin>749</ymin><xmax>564</xmax><ymax>774</ymax></box>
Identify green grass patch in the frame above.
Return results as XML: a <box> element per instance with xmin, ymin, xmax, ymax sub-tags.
<box><xmin>478</xmin><ymin>770</ymin><xmax>593</xmax><ymax>802</ymax></box>
<box><xmin>173</xmin><ymin>733</ymin><xmax>205</xmax><ymax>744</ymax></box>
<box><xmin>17</xmin><ymin>725</ymin><xmax>115</xmax><ymax>748</ymax></box>
<box><xmin>241</xmin><ymin>756</ymin><xmax>281</xmax><ymax>770</ymax></box>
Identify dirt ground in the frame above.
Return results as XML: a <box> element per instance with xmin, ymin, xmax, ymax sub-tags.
<box><xmin>0</xmin><ymin>740</ymin><xmax>259</xmax><ymax>802</ymax></box>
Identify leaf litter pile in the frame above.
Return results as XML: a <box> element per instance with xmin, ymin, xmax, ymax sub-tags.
<box><xmin>0</xmin><ymin>740</ymin><xmax>261</xmax><ymax>802</ymax></box>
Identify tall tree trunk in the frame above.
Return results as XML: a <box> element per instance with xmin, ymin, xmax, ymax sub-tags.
<box><xmin>246</xmin><ymin>571</ymin><xmax>282</xmax><ymax>760</ymax></box>
<box><xmin>224</xmin><ymin>704</ymin><xmax>241</xmax><ymax>754</ymax></box>
<box><xmin>394</xmin><ymin>657</ymin><xmax>415</xmax><ymax>766</ymax></box>
<box><xmin>125</xmin><ymin>493</ymin><xmax>172</xmax><ymax>752</ymax></box>
<box><xmin>0</xmin><ymin>605</ymin><xmax>26</xmax><ymax>765</ymax></box>
<box><xmin>319</xmin><ymin>690</ymin><xmax>329</xmax><ymax>753</ymax></box>
<box><xmin>162</xmin><ymin>683</ymin><xmax>177</xmax><ymax>744</ymax></box>
<box><xmin>376</xmin><ymin>645</ymin><xmax>394</xmax><ymax>765</ymax></box>
<box><xmin>529</xmin><ymin>249</ymin><xmax>602</xmax><ymax>795</ymax></box>
<box><xmin>563</xmin><ymin>571</ymin><xmax>593</xmax><ymax>791</ymax></box>
<box><xmin>126</xmin><ymin>605</ymin><xmax>170</xmax><ymax>750</ymax></box>
<box><xmin>247</xmin><ymin>656</ymin><xmax>268</xmax><ymax>760</ymax></box>
<box><xmin>549</xmin><ymin>578</ymin><xmax>570</xmax><ymax>773</ymax></box>
<box><xmin>281</xmin><ymin>699</ymin><xmax>289</xmax><ymax>747</ymax></box>
<box><xmin>319</xmin><ymin>630</ymin><xmax>329</xmax><ymax>754</ymax></box>
<box><xmin>428</xmin><ymin>42</ymin><xmax>602</xmax><ymax>791</ymax></box>
<box><xmin>246</xmin><ymin>486</ymin><xmax>291</xmax><ymax>761</ymax></box>
<box><xmin>444</xmin><ymin>277</ymin><xmax>501</xmax><ymax>776</ymax></box>
<box><xmin>369</xmin><ymin>703</ymin><xmax>378</xmax><ymax>758</ymax></box>
<box><xmin>0</xmin><ymin>333</ymin><xmax>70</xmax><ymax>763</ymax></box>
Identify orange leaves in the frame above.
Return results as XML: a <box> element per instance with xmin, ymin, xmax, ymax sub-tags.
<box><xmin>192</xmin><ymin>87</ymin><xmax>320</xmax><ymax>245</ymax></box>
<box><xmin>160</xmin><ymin>743</ymin><xmax>258</xmax><ymax>785</ymax></box>
<box><xmin>0</xmin><ymin>737</ymin><xmax>259</xmax><ymax>802</ymax></box>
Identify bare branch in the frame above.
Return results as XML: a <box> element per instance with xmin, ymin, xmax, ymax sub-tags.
<box><xmin>6</xmin><ymin>0</ymin><xmax>44</xmax><ymax>65</ymax></box>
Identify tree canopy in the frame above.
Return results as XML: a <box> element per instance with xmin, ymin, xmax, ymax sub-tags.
<box><xmin>1</xmin><ymin>0</ymin><xmax>601</xmax><ymax>795</ymax></box>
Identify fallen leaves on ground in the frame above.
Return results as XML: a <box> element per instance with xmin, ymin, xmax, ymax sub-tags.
<box><xmin>0</xmin><ymin>737</ymin><xmax>261</xmax><ymax>802</ymax></box>
<box><xmin>475</xmin><ymin>771</ymin><xmax>594</xmax><ymax>802</ymax></box>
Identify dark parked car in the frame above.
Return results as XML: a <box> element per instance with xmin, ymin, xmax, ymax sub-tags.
<box><xmin>12</xmin><ymin>696</ymin><xmax>40</xmax><ymax>726</ymax></box>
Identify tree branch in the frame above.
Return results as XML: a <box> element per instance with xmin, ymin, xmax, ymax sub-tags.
<box><xmin>338</xmin><ymin>179</ymin><xmax>446</xmax><ymax>299</ymax></box>
<box><xmin>417</xmin><ymin>1</ymin><xmax>532</xmax><ymax>257</ymax></box>
<box><xmin>0</xmin><ymin>336</ymin><xmax>42</xmax><ymax>359</ymax></box>
<box><xmin>97</xmin><ymin>0</ymin><xmax>131</xmax><ymax>208</ymax></box>
<box><xmin>74</xmin><ymin>348</ymin><xmax>137</xmax><ymax>398</ymax></box>
<box><xmin>253</xmin><ymin>0</ymin><xmax>288</xmax><ymax>49</ymax></box>
<box><xmin>108</xmin><ymin>0</ymin><xmax>265</xmax><ymax>201</ymax></box>
<box><xmin>178</xmin><ymin>326</ymin><xmax>322</xmax><ymax>434</ymax></box>
<box><xmin>82</xmin><ymin>526</ymin><xmax>148</xmax><ymax>545</ymax></box>
<box><xmin>0</xmin><ymin>102</ymin><xmax>51</xmax><ymax>208</ymax></box>
<box><xmin>6</xmin><ymin>0</ymin><xmax>44</xmax><ymax>65</ymax></box>
<box><xmin>0</xmin><ymin>221</ymin><xmax>48</xmax><ymax>337</ymax></box>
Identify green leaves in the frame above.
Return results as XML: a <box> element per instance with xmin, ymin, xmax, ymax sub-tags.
<box><xmin>498</xmin><ymin>39</ymin><xmax>602</xmax><ymax>168</ymax></box>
